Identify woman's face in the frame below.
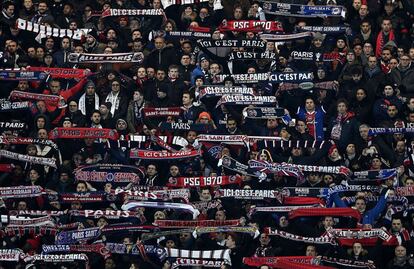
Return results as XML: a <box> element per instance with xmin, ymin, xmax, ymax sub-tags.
<box><xmin>259</xmin><ymin>152</ymin><xmax>268</xmax><ymax>161</ymax></box>
<box><xmin>29</xmin><ymin>169</ymin><xmax>39</xmax><ymax>181</ymax></box>
<box><xmin>184</xmin><ymin>6</ymin><xmax>193</xmax><ymax>15</ymax></box>
<box><xmin>63</xmin><ymin>121</ymin><xmax>72</xmax><ymax>128</ymax></box>
<box><xmin>356</xmin><ymin>89</ymin><xmax>366</xmax><ymax>101</ymax></box>
<box><xmin>165</xmin><ymin>22</ymin><xmax>173</xmax><ymax>31</ymax></box>
<box><xmin>384</xmin><ymin>86</ymin><xmax>394</xmax><ymax>96</ymax></box>
<box><xmin>336</xmin><ymin>39</ymin><xmax>346</xmax><ymax>49</ymax></box>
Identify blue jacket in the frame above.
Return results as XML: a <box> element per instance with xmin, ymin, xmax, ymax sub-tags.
<box><xmin>331</xmin><ymin>192</ymin><xmax>387</xmax><ymax>225</ymax></box>
<box><xmin>297</xmin><ymin>106</ymin><xmax>326</xmax><ymax>140</ymax></box>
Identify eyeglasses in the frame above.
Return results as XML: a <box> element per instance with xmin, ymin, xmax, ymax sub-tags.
<box><xmin>112</xmin><ymin>84</ymin><xmax>120</xmax><ymax>86</ymax></box>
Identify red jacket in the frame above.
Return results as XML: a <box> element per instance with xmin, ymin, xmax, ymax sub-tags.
<box><xmin>43</xmin><ymin>78</ymin><xmax>88</xmax><ymax>125</ymax></box>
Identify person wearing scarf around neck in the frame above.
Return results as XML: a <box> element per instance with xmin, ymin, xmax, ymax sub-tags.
<box><xmin>372</xmin><ymin>84</ymin><xmax>403</xmax><ymax>124</ymax></box>
<box><xmin>328</xmin><ymin>99</ymin><xmax>359</xmax><ymax>153</ymax></box>
<box><xmin>127</xmin><ymin>90</ymin><xmax>146</xmax><ymax>134</ymax></box>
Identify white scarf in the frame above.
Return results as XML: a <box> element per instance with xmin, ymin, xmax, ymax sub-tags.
<box><xmin>79</xmin><ymin>93</ymin><xmax>99</xmax><ymax>116</ymax></box>
<box><xmin>105</xmin><ymin>91</ymin><xmax>120</xmax><ymax>116</ymax></box>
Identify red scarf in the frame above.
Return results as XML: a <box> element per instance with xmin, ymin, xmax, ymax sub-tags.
<box><xmin>375</xmin><ymin>30</ymin><xmax>395</xmax><ymax>58</ymax></box>
<box><xmin>288</xmin><ymin>208</ymin><xmax>361</xmax><ymax>221</ymax></box>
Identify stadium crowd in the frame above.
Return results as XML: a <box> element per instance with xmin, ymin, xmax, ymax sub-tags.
<box><xmin>1</xmin><ymin>0</ymin><xmax>414</xmax><ymax>268</ymax></box>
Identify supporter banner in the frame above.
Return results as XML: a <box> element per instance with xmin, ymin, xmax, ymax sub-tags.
<box><xmin>0</xmin><ymin>136</ymin><xmax>58</xmax><ymax>150</ymax></box>
<box><xmin>288</xmin><ymin>208</ymin><xmax>361</xmax><ymax>221</ymax></box>
<box><xmin>10</xmin><ymin>90</ymin><xmax>64</xmax><ymax>107</ymax></box>
<box><xmin>0</xmin><ymin>100</ymin><xmax>30</xmax><ymax>112</ymax></box>
<box><xmin>197</xmin><ymin>134</ymin><xmax>247</xmax><ymax>145</ymax></box>
<box><xmin>281</xmin><ymin>187</ymin><xmax>328</xmax><ymax>198</ymax></box>
<box><xmin>0</xmin><ymin>226</ymin><xmax>57</xmax><ymax>238</ymax></box>
<box><xmin>74</xmin><ymin>164</ymin><xmax>143</xmax><ymax>183</ymax></box>
<box><xmin>242</xmin><ymin>107</ymin><xmax>285</xmax><ymax>119</ymax></box>
<box><xmin>261</xmin><ymin>2</ymin><xmax>346</xmax><ymax>18</ymax></box>
<box><xmin>192</xmin><ymin>200</ymin><xmax>222</xmax><ymax>212</ymax></box>
<box><xmin>266</xmin><ymin>228</ymin><xmax>335</xmax><ymax>245</ymax></box>
<box><xmin>395</xmin><ymin>186</ymin><xmax>414</xmax><ymax>196</ymax></box>
<box><xmin>141</xmin><ymin>228</ymin><xmax>195</xmax><ymax>242</ymax></box>
<box><xmin>297</xmin><ymin>25</ymin><xmax>348</xmax><ymax>33</ymax></box>
<box><xmin>215</xmin><ymin>73</ymin><xmax>269</xmax><ymax>84</ymax></box>
<box><xmin>268</xmin><ymin>72</ymin><xmax>313</xmax><ymax>83</ymax></box>
<box><xmin>172</xmin><ymin>258</ymin><xmax>225</xmax><ymax>268</ymax></box>
<box><xmin>0</xmin><ymin>249</ymin><xmax>22</xmax><ymax>261</ymax></box>
<box><xmin>195</xmin><ymin>226</ymin><xmax>258</xmax><ymax>236</ymax></box>
<box><xmin>42</xmin><ymin>243</ymin><xmax>109</xmax><ymax>257</ymax></box>
<box><xmin>278</xmin><ymin>81</ymin><xmax>338</xmax><ymax>91</ymax></box>
<box><xmin>159</xmin><ymin>122</ymin><xmax>213</xmax><ymax>132</ymax></box>
<box><xmin>7</xmin><ymin>215</ymin><xmax>55</xmax><ymax>227</ymax></box>
<box><xmin>215</xmin><ymin>189</ymin><xmax>283</xmax><ymax>202</ymax></box>
<box><xmin>221</xmin><ymin>156</ymin><xmax>259</xmax><ymax>177</ymax></box>
<box><xmin>199</xmin><ymin>86</ymin><xmax>254</xmax><ymax>99</ymax></box>
<box><xmin>47</xmin><ymin>191</ymin><xmax>116</xmax><ymax>203</ymax></box>
<box><xmin>352</xmin><ymin>169</ymin><xmax>397</xmax><ymax>181</ymax></box>
<box><xmin>291</xmin><ymin>51</ymin><xmax>341</xmax><ymax>62</ymax></box>
<box><xmin>166</xmin><ymin>31</ymin><xmax>211</xmax><ymax>39</ymax></box>
<box><xmin>28</xmin><ymin>253</ymin><xmax>89</xmax><ymax>264</ymax></box>
<box><xmin>0</xmin><ymin>121</ymin><xmax>25</xmax><ymax>130</ymax></box>
<box><xmin>154</xmin><ymin>219</ymin><xmax>240</xmax><ymax>228</ymax></box>
<box><xmin>248</xmin><ymin>160</ymin><xmax>305</xmax><ymax>182</ymax></box>
<box><xmin>368</xmin><ymin>127</ymin><xmax>414</xmax><ymax>136</ymax></box>
<box><xmin>166</xmin><ymin>248</ymin><xmax>231</xmax><ymax>265</ymax></box>
<box><xmin>219</xmin><ymin>20</ymin><xmax>283</xmax><ymax>32</ymax></box>
<box><xmin>249</xmin><ymin>160</ymin><xmax>352</xmax><ymax>177</ymax></box>
<box><xmin>68</xmin><ymin>52</ymin><xmax>144</xmax><ymax>63</ymax></box>
<box><xmin>27</xmin><ymin>67</ymin><xmax>89</xmax><ymax>79</ymax></box>
<box><xmin>130</xmin><ymin>149</ymin><xmax>200</xmax><ymax>159</ymax></box>
<box><xmin>115</xmin><ymin>188</ymin><xmax>190</xmax><ymax>202</ymax></box>
<box><xmin>101</xmin><ymin>9</ymin><xmax>163</xmax><ymax>17</ymax></box>
<box><xmin>228</xmin><ymin>51</ymin><xmax>276</xmax><ymax>61</ymax></box>
<box><xmin>329</xmin><ymin>228</ymin><xmax>393</xmax><ymax>242</ymax></box>
<box><xmin>260</xmin><ymin>139</ymin><xmax>326</xmax><ymax>149</ymax></box>
<box><xmin>111</xmin><ymin>135</ymin><xmax>188</xmax><ymax>150</ymax></box>
<box><xmin>0</xmin><ymin>186</ymin><xmax>44</xmax><ymax>199</ymax></box>
<box><xmin>161</xmin><ymin>0</ymin><xmax>210</xmax><ymax>9</ymax></box>
<box><xmin>8</xmin><ymin>210</ymin><xmax>66</xmax><ymax>217</ymax></box>
<box><xmin>319</xmin><ymin>256</ymin><xmax>377</xmax><ymax>269</ymax></box>
<box><xmin>260</xmin><ymin>32</ymin><xmax>313</xmax><ymax>41</ymax></box>
<box><xmin>217</xmin><ymin>95</ymin><xmax>277</xmax><ymax>107</ymax></box>
<box><xmin>0</xmin><ymin>150</ymin><xmax>56</xmax><ymax>167</ymax></box>
<box><xmin>167</xmin><ymin>175</ymin><xmax>241</xmax><ymax>188</ymax></box>
<box><xmin>0</xmin><ymin>163</ymin><xmax>14</xmax><ymax>172</ymax></box>
<box><xmin>0</xmin><ymin>69</ymin><xmax>46</xmax><ymax>80</ymax></box>
<box><xmin>17</xmin><ymin>19</ymin><xmax>90</xmax><ymax>40</ymax></box>
<box><xmin>49</xmin><ymin>127</ymin><xmax>118</xmax><ymax>140</ymax></box>
<box><xmin>122</xmin><ymin>201</ymin><xmax>200</xmax><ymax>219</ymax></box>
<box><xmin>283</xmin><ymin>196</ymin><xmax>324</xmax><ymax>205</ymax></box>
<box><xmin>197</xmin><ymin>39</ymin><xmax>266</xmax><ymax>48</ymax></box>
<box><xmin>249</xmin><ymin>204</ymin><xmax>322</xmax><ymax>215</ymax></box>
<box><xmin>70</xmin><ymin>209</ymin><xmax>143</xmax><ymax>219</ymax></box>
<box><xmin>243</xmin><ymin>257</ymin><xmax>337</xmax><ymax>269</ymax></box>
<box><xmin>142</xmin><ymin>107</ymin><xmax>182</xmax><ymax>117</ymax></box>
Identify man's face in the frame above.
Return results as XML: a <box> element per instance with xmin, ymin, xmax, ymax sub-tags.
<box><xmin>306</xmin><ymin>246</ymin><xmax>316</xmax><ymax>256</ymax></box>
<box><xmin>200</xmin><ymin>189</ymin><xmax>211</xmax><ymax>201</ymax></box>
<box><xmin>91</xmin><ymin>113</ymin><xmax>101</xmax><ymax>124</ymax></box>
<box><xmin>63</xmin><ymin>4</ymin><xmax>72</xmax><ymax>15</ymax></box>
<box><xmin>76</xmin><ymin>183</ymin><xmax>87</xmax><ymax>192</ymax></box>
<box><xmin>384</xmin><ymin>86</ymin><xmax>394</xmax><ymax>96</ymax></box>
<box><xmin>353</xmin><ymin>0</ymin><xmax>361</xmax><ymax>10</ymax></box>
<box><xmin>215</xmin><ymin>210</ymin><xmax>226</xmax><ymax>221</ymax></box>
<box><xmin>6</xmin><ymin>5</ymin><xmax>15</xmax><ymax>16</ymax></box>
<box><xmin>361</xmin><ymin>22</ymin><xmax>371</xmax><ymax>34</ymax></box>
<box><xmin>363</xmin><ymin>43</ymin><xmax>372</xmax><ymax>55</ymax></box>
<box><xmin>50</xmin><ymin>81</ymin><xmax>61</xmax><ymax>94</ymax></box>
<box><xmin>226</xmin><ymin>120</ymin><xmax>237</xmax><ymax>132</ymax></box>
<box><xmin>381</xmin><ymin>20</ymin><xmax>392</xmax><ymax>32</ymax></box>
<box><xmin>182</xmin><ymin>94</ymin><xmax>192</xmax><ymax>106</ymax></box>
<box><xmin>387</xmin><ymin>105</ymin><xmax>398</xmax><ymax>118</ymax></box>
<box><xmin>18</xmin><ymin>81</ymin><xmax>29</xmax><ymax>91</ymax></box>
<box><xmin>368</xmin><ymin>57</ymin><xmax>377</xmax><ymax>69</ymax></box>
<box><xmin>209</xmin><ymin>64</ymin><xmax>220</xmax><ymax>75</ymax></box>
<box><xmin>169</xmin><ymin>166</ymin><xmax>179</xmax><ymax>176</ymax></box>
<box><xmin>323</xmin><ymin>217</ymin><xmax>334</xmax><ymax>228</ymax></box>
<box><xmin>86</xmin><ymin>35</ymin><xmax>95</xmax><ymax>44</ymax></box>
<box><xmin>400</xmin><ymin>55</ymin><xmax>411</xmax><ymax>68</ymax></box>
<box><xmin>200</xmin><ymin>59</ymin><xmax>210</xmax><ymax>70</ymax></box>
<box><xmin>146</xmin><ymin>165</ymin><xmax>157</xmax><ymax>176</ymax></box>
<box><xmin>181</xmin><ymin>55</ymin><xmax>191</xmax><ymax>66</ymax></box>
<box><xmin>69</xmin><ymin>102</ymin><xmax>78</xmax><ymax>113</ymax></box>
<box><xmin>181</xmin><ymin>43</ymin><xmax>192</xmax><ymax>54</ymax></box>
<box><xmin>156</xmin><ymin>71</ymin><xmax>166</xmax><ymax>81</ymax></box>
<box><xmin>395</xmin><ymin>141</ymin><xmax>405</xmax><ymax>153</ymax></box>
<box><xmin>147</xmin><ymin>68</ymin><xmax>155</xmax><ymax>78</ymax></box>
<box><xmin>391</xmin><ymin>219</ymin><xmax>402</xmax><ymax>232</ymax></box>
<box><xmin>186</xmin><ymin>131</ymin><xmax>197</xmax><ymax>143</ymax></box>
<box><xmin>38</xmin><ymin>2</ymin><xmax>48</xmax><ymax>14</ymax></box>
<box><xmin>27</xmin><ymin>47</ymin><xmax>36</xmax><ymax>58</ymax></box>
<box><xmin>359</xmin><ymin>5</ymin><xmax>368</xmax><ymax>16</ymax></box>
<box><xmin>62</xmin><ymin>39</ymin><xmax>70</xmax><ymax>49</ymax></box>
<box><xmin>395</xmin><ymin>246</ymin><xmax>406</xmax><ymax>258</ymax></box>
<box><xmin>111</xmin><ymin>81</ymin><xmax>120</xmax><ymax>92</ymax></box>
<box><xmin>168</xmin><ymin>68</ymin><xmax>179</xmax><ymax>79</ymax></box>
<box><xmin>7</xmin><ymin>42</ymin><xmax>17</xmax><ymax>54</ymax></box>
<box><xmin>382</xmin><ymin>50</ymin><xmax>392</xmax><ymax>61</ymax></box>
<box><xmin>305</xmin><ymin>99</ymin><xmax>315</xmax><ymax>111</ymax></box>
<box><xmin>410</xmin><ymin>48</ymin><xmax>414</xmax><ymax>60</ymax></box>
<box><xmin>154</xmin><ymin>37</ymin><xmax>165</xmax><ymax>50</ymax></box>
